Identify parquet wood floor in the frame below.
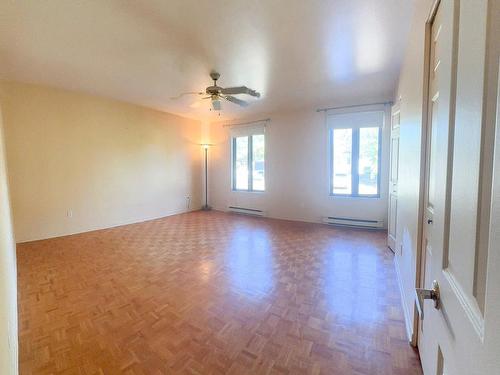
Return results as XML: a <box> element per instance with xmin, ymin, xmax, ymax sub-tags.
<box><xmin>17</xmin><ymin>211</ymin><xmax>422</xmax><ymax>375</ymax></box>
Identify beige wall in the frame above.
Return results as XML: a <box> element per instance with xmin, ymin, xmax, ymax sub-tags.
<box><xmin>0</xmin><ymin>82</ymin><xmax>203</xmax><ymax>242</ymax></box>
<box><xmin>208</xmin><ymin>106</ymin><xmax>391</xmax><ymax>225</ymax></box>
<box><xmin>0</xmin><ymin>101</ymin><xmax>18</xmax><ymax>374</ymax></box>
<box><xmin>392</xmin><ymin>0</ymin><xmax>433</xmax><ymax>343</ymax></box>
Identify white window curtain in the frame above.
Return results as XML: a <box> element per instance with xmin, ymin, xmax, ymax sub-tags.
<box><xmin>226</xmin><ymin>120</ymin><xmax>268</xmax><ymax>137</ymax></box>
<box><xmin>327</xmin><ymin>110</ymin><xmax>384</xmax><ymax>129</ymax></box>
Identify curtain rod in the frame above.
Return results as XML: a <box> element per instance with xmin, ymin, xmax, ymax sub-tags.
<box><xmin>222</xmin><ymin>118</ymin><xmax>271</xmax><ymax>128</ymax></box>
<box><xmin>316</xmin><ymin>101</ymin><xmax>393</xmax><ymax>112</ymax></box>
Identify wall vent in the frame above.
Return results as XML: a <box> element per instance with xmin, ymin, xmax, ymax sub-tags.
<box><xmin>322</xmin><ymin>216</ymin><xmax>384</xmax><ymax>229</ymax></box>
<box><xmin>228</xmin><ymin>206</ymin><xmax>265</xmax><ymax>217</ymax></box>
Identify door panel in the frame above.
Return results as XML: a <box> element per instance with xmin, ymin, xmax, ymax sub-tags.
<box><xmin>390</xmin><ymin>136</ymin><xmax>399</xmax><ymax>184</ymax></box>
<box><xmin>426</xmin><ymin>95</ymin><xmax>439</xmax><ymax>211</ymax></box>
<box><xmin>445</xmin><ymin>0</ymin><xmax>489</xmax><ymax>315</ymax></box>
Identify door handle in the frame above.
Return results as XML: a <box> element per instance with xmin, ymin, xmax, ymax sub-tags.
<box><xmin>427</xmin><ymin>219</ymin><xmax>433</xmax><ymax>224</ymax></box>
<box><xmin>415</xmin><ymin>280</ymin><xmax>440</xmax><ymax>319</ymax></box>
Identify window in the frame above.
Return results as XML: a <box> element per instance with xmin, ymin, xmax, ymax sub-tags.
<box><xmin>329</xmin><ymin>111</ymin><xmax>382</xmax><ymax>197</ymax></box>
<box><xmin>332</xmin><ymin>128</ymin><xmax>353</xmax><ymax>195</ymax></box>
<box><xmin>232</xmin><ymin>133</ymin><xmax>265</xmax><ymax>191</ymax></box>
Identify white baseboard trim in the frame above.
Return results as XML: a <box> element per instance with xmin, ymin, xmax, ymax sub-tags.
<box><xmin>16</xmin><ymin>206</ymin><xmax>202</xmax><ymax>244</ymax></box>
<box><xmin>394</xmin><ymin>255</ymin><xmax>415</xmax><ymax>344</ymax></box>
<box><xmin>213</xmin><ymin>206</ymin><xmax>320</xmax><ymax>225</ymax></box>
<box><xmin>214</xmin><ymin>207</ymin><xmax>388</xmax><ymax>230</ymax></box>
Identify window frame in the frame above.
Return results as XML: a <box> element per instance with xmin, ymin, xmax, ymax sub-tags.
<box><xmin>329</xmin><ymin>125</ymin><xmax>382</xmax><ymax>198</ymax></box>
<box><xmin>231</xmin><ymin>133</ymin><xmax>265</xmax><ymax>192</ymax></box>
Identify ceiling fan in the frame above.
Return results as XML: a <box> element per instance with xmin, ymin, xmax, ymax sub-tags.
<box><xmin>171</xmin><ymin>71</ymin><xmax>261</xmax><ymax>111</ymax></box>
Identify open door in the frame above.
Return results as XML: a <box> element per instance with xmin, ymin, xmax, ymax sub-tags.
<box><xmin>417</xmin><ymin>0</ymin><xmax>500</xmax><ymax>374</ymax></box>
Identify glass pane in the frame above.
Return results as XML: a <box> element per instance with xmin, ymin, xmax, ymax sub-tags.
<box><xmin>358</xmin><ymin>127</ymin><xmax>379</xmax><ymax>195</ymax></box>
<box><xmin>234</xmin><ymin>136</ymin><xmax>249</xmax><ymax>190</ymax></box>
<box><xmin>252</xmin><ymin>134</ymin><xmax>265</xmax><ymax>191</ymax></box>
<box><xmin>332</xmin><ymin>128</ymin><xmax>352</xmax><ymax>195</ymax></box>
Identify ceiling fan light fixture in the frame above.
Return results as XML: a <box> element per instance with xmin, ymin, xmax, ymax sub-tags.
<box><xmin>171</xmin><ymin>71</ymin><xmax>260</xmax><ymax>112</ymax></box>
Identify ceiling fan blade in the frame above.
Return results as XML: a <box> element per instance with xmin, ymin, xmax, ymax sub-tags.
<box><xmin>220</xmin><ymin>86</ymin><xmax>261</xmax><ymax>98</ymax></box>
<box><xmin>224</xmin><ymin>95</ymin><xmax>249</xmax><ymax>107</ymax></box>
<box><xmin>212</xmin><ymin>99</ymin><xmax>221</xmax><ymax>111</ymax></box>
<box><xmin>169</xmin><ymin>92</ymin><xmax>204</xmax><ymax>100</ymax></box>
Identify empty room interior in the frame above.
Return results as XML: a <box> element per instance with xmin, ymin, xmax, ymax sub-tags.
<box><xmin>1</xmin><ymin>1</ymin><xmax>500</xmax><ymax>374</ymax></box>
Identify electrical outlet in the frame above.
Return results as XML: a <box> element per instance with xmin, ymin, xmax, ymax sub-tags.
<box><xmin>186</xmin><ymin>196</ymin><xmax>191</xmax><ymax>210</ymax></box>
<box><xmin>67</xmin><ymin>209</ymin><xmax>73</xmax><ymax>218</ymax></box>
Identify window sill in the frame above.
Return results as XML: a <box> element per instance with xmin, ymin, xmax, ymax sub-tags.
<box><xmin>232</xmin><ymin>189</ymin><xmax>266</xmax><ymax>194</ymax></box>
<box><xmin>330</xmin><ymin>194</ymin><xmax>381</xmax><ymax>199</ymax></box>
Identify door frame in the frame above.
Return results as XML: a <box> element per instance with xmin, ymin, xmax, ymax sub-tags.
<box><xmin>388</xmin><ymin>102</ymin><xmax>401</xmax><ymax>253</ymax></box>
<box><xmin>414</xmin><ymin>0</ymin><xmax>441</xmax><ymax>347</ymax></box>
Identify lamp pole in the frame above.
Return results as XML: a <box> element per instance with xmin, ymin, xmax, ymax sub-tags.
<box><xmin>202</xmin><ymin>144</ymin><xmax>211</xmax><ymax>210</ymax></box>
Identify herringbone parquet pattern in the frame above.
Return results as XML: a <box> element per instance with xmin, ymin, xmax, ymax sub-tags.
<box><xmin>17</xmin><ymin>211</ymin><xmax>422</xmax><ymax>374</ymax></box>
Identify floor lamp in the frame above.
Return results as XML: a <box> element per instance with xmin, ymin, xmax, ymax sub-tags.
<box><xmin>201</xmin><ymin>144</ymin><xmax>212</xmax><ymax>211</ymax></box>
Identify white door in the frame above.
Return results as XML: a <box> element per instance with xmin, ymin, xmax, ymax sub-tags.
<box><xmin>417</xmin><ymin>1</ymin><xmax>500</xmax><ymax>374</ymax></box>
<box><xmin>388</xmin><ymin>105</ymin><xmax>400</xmax><ymax>252</ymax></box>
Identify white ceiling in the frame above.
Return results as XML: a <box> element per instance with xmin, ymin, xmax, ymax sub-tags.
<box><xmin>0</xmin><ymin>0</ymin><xmax>414</xmax><ymax>121</ymax></box>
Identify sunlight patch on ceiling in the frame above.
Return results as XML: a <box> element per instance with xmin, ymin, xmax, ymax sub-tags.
<box><xmin>326</xmin><ymin>22</ymin><xmax>356</xmax><ymax>82</ymax></box>
<box><xmin>354</xmin><ymin>15</ymin><xmax>386</xmax><ymax>75</ymax></box>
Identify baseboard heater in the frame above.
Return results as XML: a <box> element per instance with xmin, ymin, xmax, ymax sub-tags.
<box><xmin>323</xmin><ymin>216</ymin><xmax>384</xmax><ymax>229</ymax></box>
<box><xmin>228</xmin><ymin>206</ymin><xmax>265</xmax><ymax>217</ymax></box>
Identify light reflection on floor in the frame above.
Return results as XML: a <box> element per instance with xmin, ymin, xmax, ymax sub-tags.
<box><xmin>226</xmin><ymin>225</ymin><xmax>274</xmax><ymax>298</ymax></box>
<box><xmin>222</xmin><ymin>218</ymin><xmax>389</xmax><ymax>326</ymax></box>
<box><xmin>323</xmin><ymin>243</ymin><xmax>383</xmax><ymax>323</ymax></box>
<box><xmin>220</xmin><ymin>220</ymin><xmax>388</xmax><ymax>325</ymax></box>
